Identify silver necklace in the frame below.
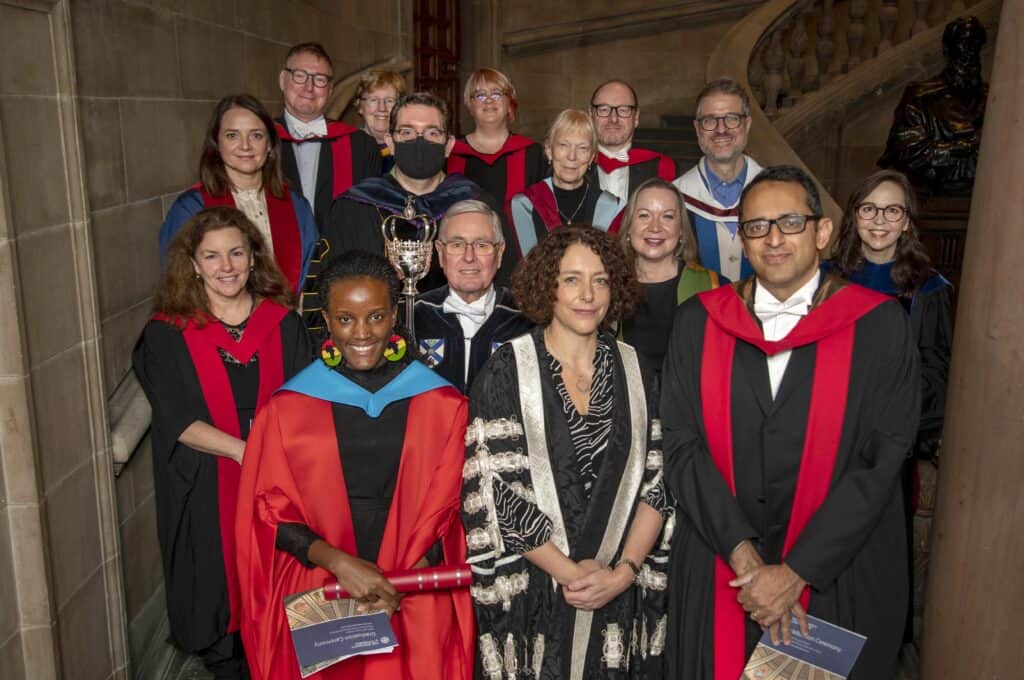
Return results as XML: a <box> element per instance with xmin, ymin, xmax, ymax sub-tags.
<box><xmin>556</xmin><ymin>181</ymin><xmax>590</xmax><ymax>224</ymax></box>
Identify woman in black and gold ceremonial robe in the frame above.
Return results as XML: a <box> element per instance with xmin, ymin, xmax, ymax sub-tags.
<box><xmin>235</xmin><ymin>251</ymin><xmax>474</xmax><ymax>680</ymax></box>
<box><xmin>464</xmin><ymin>226</ymin><xmax>671</xmax><ymax>679</ymax></box>
<box><xmin>133</xmin><ymin>207</ymin><xmax>312</xmax><ymax>678</ymax></box>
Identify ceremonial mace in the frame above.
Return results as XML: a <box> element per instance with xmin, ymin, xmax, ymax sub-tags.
<box><xmin>381</xmin><ymin>197</ymin><xmax>436</xmax><ymax>345</ymax></box>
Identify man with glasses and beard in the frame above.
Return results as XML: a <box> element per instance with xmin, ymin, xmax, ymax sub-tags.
<box><xmin>414</xmin><ymin>200</ymin><xmax>532</xmax><ymax>394</ymax></box>
<box><xmin>588</xmin><ymin>79</ymin><xmax>678</xmax><ymax>203</ymax></box>
<box><xmin>320</xmin><ymin>93</ymin><xmax>505</xmax><ymax>300</ymax></box>
<box><xmin>661</xmin><ymin>165</ymin><xmax>918</xmax><ymax>680</ymax></box>
<box><xmin>674</xmin><ymin>78</ymin><xmax>763</xmax><ymax>281</ymax></box>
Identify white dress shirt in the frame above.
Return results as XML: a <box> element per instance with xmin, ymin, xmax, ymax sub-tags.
<box><xmin>442</xmin><ymin>287</ymin><xmax>496</xmax><ymax>381</ymax></box>
<box><xmin>752</xmin><ymin>270</ymin><xmax>820</xmax><ymax>398</ymax></box>
<box><xmin>284</xmin><ymin>110</ymin><xmax>326</xmax><ymax>209</ymax></box>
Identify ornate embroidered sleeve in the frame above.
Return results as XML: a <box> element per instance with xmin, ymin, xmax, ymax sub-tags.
<box><xmin>462</xmin><ymin>415</ymin><xmax>552</xmax><ymax>558</ymax></box>
<box><xmin>639</xmin><ymin>418</ymin><xmax>671</xmax><ymax>517</ymax></box>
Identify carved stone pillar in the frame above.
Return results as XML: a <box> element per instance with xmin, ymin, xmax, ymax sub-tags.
<box><xmin>913</xmin><ymin>0</ymin><xmax>931</xmax><ymax>35</ymax></box>
<box><xmin>846</xmin><ymin>0</ymin><xmax>867</xmax><ymax>70</ymax></box>
<box><xmin>816</xmin><ymin>0</ymin><xmax>836</xmax><ymax>85</ymax></box>
<box><xmin>920</xmin><ymin>1</ymin><xmax>1024</xmax><ymax>677</ymax></box>
<box><xmin>786</xmin><ymin>12</ymin><xmax>808</xmax><ymax>105</ymax></box>
<box><xmin>762</xmin><ymin>30</ymin><xmax>786</xmax><ymax>117</ymax></box>
<box><xmin>877</xmin><ymin>0</ymin><xmax>900</xmax><ymax>53</ymax></box>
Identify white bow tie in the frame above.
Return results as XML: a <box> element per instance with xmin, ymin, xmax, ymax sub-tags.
<box><xmin>443</xmin><ymin>294</ymin><xmax>490</xmax><ymax>322</ymax></box>
<box><xmin>290</xmin><ymin>118</ymin><xmax>327</xmax><ymax>140</ymax></box>
<box><xmin>753</xmin><ymin>296</ymin><xmax>811</xmax><ymax>323</ymax></box>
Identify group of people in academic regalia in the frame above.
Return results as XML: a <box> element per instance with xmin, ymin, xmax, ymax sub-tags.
<box><xmin>133</xmin><ymin>39</ymin><xmax>953</xmax><ymax>680</ymax></box>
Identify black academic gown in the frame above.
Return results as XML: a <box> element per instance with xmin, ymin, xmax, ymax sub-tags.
<box><xmin>132</xmin><ymin>312</ymin><xmax>312</xmax><ymax>653</ymax></box>
<box><xmin>277</xmin><ymin>119</ymin><xmax>382</xmax><ymax>227</ymax></box>
<box><xmin>447</xmin><ymin>136</ymin><xmax>548</xmax><ymax>209</ymax></box>
<box><xmin>464</xmin><ymin>329</ymin><xmax>670</xmax><ymax>679</ymax></box>
<box><xmin>411</xmin><ymin>285</ymin><xmax>533</xmax><ymax>393</ymax></box>
<box><xmin>661</xmin><ymin>280</ymin><xmax>920</xmax><ymax>680</ymax></box>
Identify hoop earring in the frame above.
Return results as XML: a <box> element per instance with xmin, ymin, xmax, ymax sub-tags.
<box><xmin>320</xmin><ymin>338</ymin><xmax>343</xmax><ymax>367</ymax></box>
<box><xmin>383</xmin><ymin>333</ymin><xmax>407</xmax><ymax>362</ymax></box>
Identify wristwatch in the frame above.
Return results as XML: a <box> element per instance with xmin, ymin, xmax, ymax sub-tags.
<box><xmin>615</xmin><ymin>558</ymin><xmax>641</xmax><ymax>579</ymax></box>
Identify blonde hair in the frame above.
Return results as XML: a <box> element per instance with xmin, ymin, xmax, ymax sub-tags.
<box><xmin>618</xmin><ymin>178</ymin><xmax>698</xmax><ymax>265</ymax></box>
<box><xmin>544</xmin><ymin>109</ymin><xmax>597</xmax><ymax>150</ymax></box>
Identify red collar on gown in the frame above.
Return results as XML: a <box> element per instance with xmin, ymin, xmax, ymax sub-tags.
<box><xmin>154</xmin><ymin>300</ymin><xmax>288</xmax><ymax>633</ymax></box>
<box><xmin>196</xmin><ymin>184</ymin><xmax>304</xmax><ymax>292</ymax></box>
<box><xmin>447</xmin><ymin>133</ymin><xmax>536</xmax><ymax>207</ymax></box>
<box><xmin>274</xmin><ymin>120</ymin><xmax>359</xmax><ymax>199</ymax></box>
<box><xmin>596</xmin><ymin>147</ymin><xmax>675</xmax><ymax>180</ymax></box>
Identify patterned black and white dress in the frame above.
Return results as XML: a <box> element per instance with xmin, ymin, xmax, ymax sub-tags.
<box><xmin>463</xmin><ymin>327</ymin><xmax>672</xmax><ymax>679</ymax></box>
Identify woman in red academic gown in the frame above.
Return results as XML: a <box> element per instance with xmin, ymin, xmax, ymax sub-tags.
<box><xmin>159</xmin><ymin>94</ymin><xmax>318</xmax><ymax>298</ymax></box>
<box><xmin>133</xmin><ymin>207</ymin><xmax>312</xmax><ymax>677</ymax></box>
<box><xmin>236</xmin><ymin>250</ymin><xmax>474</xmax><ymax>680</ymax></box>
<box><xmin>446</xmin><ymin>68</ymin><xmax>547</xmax><ymax>212</ymax></box>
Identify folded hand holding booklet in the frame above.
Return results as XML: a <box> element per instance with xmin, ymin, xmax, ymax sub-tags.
<box><xmin>285</xmin><ymin>589</ymin><xmax>398</xmax><ymax>678</ymax></box>
<box><xmin>742</xmin><ymin>614</ymin><xmax>866</xmax><ymax>680</ymax></box>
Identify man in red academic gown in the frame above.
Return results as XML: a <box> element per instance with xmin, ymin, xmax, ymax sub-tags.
<box><xmin>661</xmin><ymin>165</ymin><xmax>919</xmax><ymax>680</ymax></box>
<box><xmin>587</xmin><ymin>79</ymin><xmax>677</xmax><ymax>202</ymax></box>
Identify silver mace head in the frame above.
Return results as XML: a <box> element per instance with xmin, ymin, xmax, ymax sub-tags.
<box><xmin>381</xmin><ymin>200</ymin><xmax>437</xmax><ymax>297</ymax></box>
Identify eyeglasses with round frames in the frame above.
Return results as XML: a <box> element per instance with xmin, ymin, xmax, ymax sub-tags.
<box><xmin>361</xmin><ymin>96</ymin><xmax>397</xmax><ymax>109</ymax></box>
<box><xmin>439</xmin><ymin>239</ymin><xmax>499</xmax><ymax>256</ymax></box>
<box><xmin>739</xmin><ymin>214</ymin><xmax>820</xmax><ymax>239</ymax></box>
<box><xmin>391</xmin><ymin>126</ymin><xmax>448</xmax><ymax>144</ymax></box>
<box><xmin>856</xmin><ymin>203</ymin><xmax>907</xmax><ymax>222</ymax></box>
<box><xmin>697</xmin><ymin>113</ymin><xmax>747</xmax><ymax>131</ymax></box>
<box><xmin>472</xmin><ymin>90</ymin><xmax>506</xmax><ymax>104</ymax></box>
<box><xmin>591</xmin><ymin>104</ymin><xmax>637</xmax><ymax>118</ymax></box>
<box><xmin>283</xmin><ymin>67</ymin><xmax>332</xmax><ymax>89</ymax></box>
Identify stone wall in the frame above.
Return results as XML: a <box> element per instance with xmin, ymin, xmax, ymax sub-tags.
<box><xmin>0</xmin><ymin>1</ymin><xmax>405</xmax><ymax>678</ymax></box>
<box><xmin>462</xmin><ymin>0</ymin><xmax>759</xmax><ymax>140</ymax></box>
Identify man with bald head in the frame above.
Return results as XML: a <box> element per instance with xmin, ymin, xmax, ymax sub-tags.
<box><xmin>588</xmin><ymin>79</ymin><xmax>677</xmax><ymax>202</ymax></box>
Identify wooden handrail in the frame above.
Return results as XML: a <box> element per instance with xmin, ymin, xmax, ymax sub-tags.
<box><xmin>706</xmin><ymin>0</ymin><xmax>843</xmax><ymax>226</ymax></box>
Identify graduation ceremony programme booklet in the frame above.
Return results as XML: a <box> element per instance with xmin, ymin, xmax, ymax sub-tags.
<box><xmin>285</xmin><ymin>587</ymin><xmax>397</xmax><ymax>677</ymax></box>
<box><xmin>742</xmin><ymin>614</ymin><xmax>866</xmax><ymax>679</ymax></box>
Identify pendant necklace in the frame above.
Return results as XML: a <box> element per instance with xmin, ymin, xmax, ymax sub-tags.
<box><xmin>557</xmin><ymin>181</ymin><xmax>590</xmax><ymax>224</ymax></box>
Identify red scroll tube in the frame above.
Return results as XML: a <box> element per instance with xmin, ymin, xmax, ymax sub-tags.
<box><xmin>322</xmin><ymin>564</ymin><xmax>473</xmax><ymax>600</ymax></box>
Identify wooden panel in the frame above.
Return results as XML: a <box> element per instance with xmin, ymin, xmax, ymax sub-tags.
<box><xmin>414</xmin><ymin>0</ymin><xmax>461</xmax><ymax>133</ymax></box>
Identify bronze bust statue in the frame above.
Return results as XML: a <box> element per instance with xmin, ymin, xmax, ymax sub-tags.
<box><xmin>878</xmin><ymin>16</ymin><xmax>987</xmax><ymax>196</ymax></box>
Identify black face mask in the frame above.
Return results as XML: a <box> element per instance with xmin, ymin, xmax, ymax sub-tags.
<box><xmin>393</xmin><ymin>137</ymin><xmax>448</xmax><ymax>180</ymax></box>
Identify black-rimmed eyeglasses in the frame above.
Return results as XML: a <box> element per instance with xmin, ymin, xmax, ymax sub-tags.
<box><xmin>591</xmin><ymin>104</ymin><xmax>637</xmax><ymax>118</ymax></box>
<box><xmin>697</xmin><ymin>113</ymin><xmax>747</xmax><ymax>131</ymax></box>
<box><xmin>391</xmin><ymin>126</ymin><xmax>447</xmax><ymax>143</ymax></box>
<box><xmin>284</xmin><ymin>67</ymin><xmax>332</xmax><ymax>88</ymax></box>
<box><xmin>856</xmin><ymin>203</ymin><xmax>907</xmax><ymax>222</ymax></box>
<box><xmin>739</xmin><ymin>214</ymin><xmax>820</xmax><ymax>239</ymax></box>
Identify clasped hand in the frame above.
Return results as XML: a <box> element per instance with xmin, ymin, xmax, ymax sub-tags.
<box><xmin>728</xmin><ymin>540</ymin><xmax>809</xmax><ymax>645</ymax></box>
<box><xmin>562</xmin><ymin>558</ymin><xmax>634</xmax><ymax>611</ymax></box>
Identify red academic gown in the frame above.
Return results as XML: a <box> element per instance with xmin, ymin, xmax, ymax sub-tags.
<box><xmin>236</xmin><ymin>380</ymin><xmax>475</xmax><ymax>680</ymax></box>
